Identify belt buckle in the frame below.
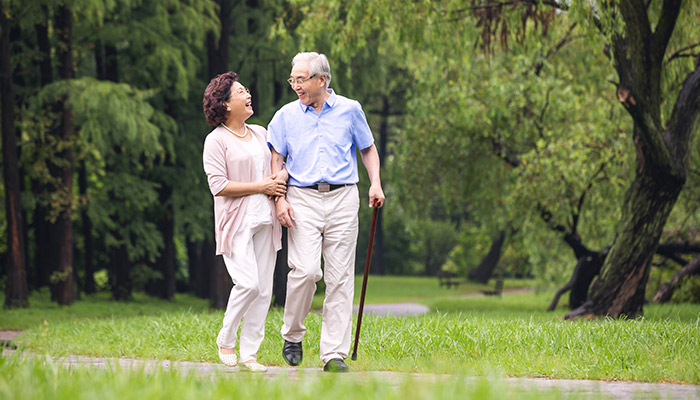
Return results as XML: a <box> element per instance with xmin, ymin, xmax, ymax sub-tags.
<box><xmin>317</xmin><ymin>182</ymin><xmax>330</xmax><ymax>193</ymax></box>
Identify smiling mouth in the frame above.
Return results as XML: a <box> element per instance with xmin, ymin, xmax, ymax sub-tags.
<box><xmin>245</xmin><ymin>101</ymin><xmax>252</xmax><ymax>107</ymax></box>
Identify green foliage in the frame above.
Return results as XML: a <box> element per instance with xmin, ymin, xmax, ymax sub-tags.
<box><xmin>285</xmin><ymin>0</ymin><xmax>639</xmax><ymax>285</ymax></box>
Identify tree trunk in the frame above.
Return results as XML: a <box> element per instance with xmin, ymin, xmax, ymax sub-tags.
<box><xmin>109</xmin><ymin>243</ymin><xmax>132</xmax><ymax>301</ymax></box>
<box><xmin>653</xmin><ymin>255</ymin><xmax>700</xmax><ymax>303</ymax></box>
<box><xmin>1</xmin><ymin>4</ymin><xmax>29</xmax><ymax>308</ymax></box>
<box><xmin>146</xmin><ymin>183</ymin><xmax>176</xmax><ymax>299</ymax></box>
<box><xmin>547</xmin><ymin>249</ymin><xmax>606</xmax><ymax>311</ymax></box>
<box><xmin>468</xmin><ymin>230</ymin><xmax>506</xmax><ymax>284</ymax></box>
<box><xmin>31</xmin><ymin>6</ymin><xmax>54</xmax><ymax>290</ymax></box>
<box><xmin>187</xmin><ymin>239</ymin><xmax>204</xmax><ymax>296</ymax></box>
<box><xmin>210</xmin><ymin>254</ymin><xmax>231</xmax><ymax>310</ymax></box>
<box><xmin>48</xmin><ymin>5</ymin><xmax>75</xmax><ymax>306</ymax></box>
<box><xmin>567</xmin><ymin>161</ymin><xmax>683</xmax><ymax>318</ymax></box>
<box><xmin>272</xmin><ymin>227</ymin><xmax>289</xmax><ymax>307</ymax></box>
<box><xmin>78</xmin><ymin>161</ymin><xmax>96</xmax><ymax>294</ymax></box>
<box><xmin>201</xmin><ymin>238</ymin><xmax>217</xmax><ymax>299</ymax></box>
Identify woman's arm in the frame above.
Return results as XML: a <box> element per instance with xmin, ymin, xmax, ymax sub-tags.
<box><xmin>216</xmin><ymin>177</ymin><xmax>285</xmax><ymax>197</ymax></box>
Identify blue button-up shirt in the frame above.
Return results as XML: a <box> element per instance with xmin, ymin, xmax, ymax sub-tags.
<box><xmin>267</xmin><ymin>89</ymin><xmax>375</xmax><ymax>187</ymax></box>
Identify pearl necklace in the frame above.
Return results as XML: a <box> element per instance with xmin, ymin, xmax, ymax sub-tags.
<box><xmin>220</xmin><ymin>123</ymin><xmax>248</xmax><ymax>138</ymax></box>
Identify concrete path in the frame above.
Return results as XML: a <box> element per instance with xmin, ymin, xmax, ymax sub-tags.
<box><xmin>353</xmin><ymin>302</ymin><xmax>430</xmax><ymax>316</ymax></box>
<box><xmin>351</xmin><ymin>288</ymin><xmax>535</xmax><ymax>317</ymax></box>
<box><xmin>3</xmin><ymin>348</ymin><xmax>698</xmax><ymax>399</ymax></box>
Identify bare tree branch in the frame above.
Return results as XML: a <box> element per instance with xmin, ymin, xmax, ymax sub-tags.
<box><xmin>665</xmin><ymin>42</ymin><xmax>700</xmax><ymax>65</ymax></box>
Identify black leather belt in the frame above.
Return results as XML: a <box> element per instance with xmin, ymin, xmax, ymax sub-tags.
<box><xmin>298</xmin><ymin>182</ymin><xmax>350</xmax><ymax>193</ymax></box>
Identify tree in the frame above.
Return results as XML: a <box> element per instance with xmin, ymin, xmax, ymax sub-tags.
<box><xmin>566</xmin><ymin>0</ymin><xmax>700</xmax><ymax>318</ymax></box>
<box><xmin>1</xmin><ymin>0</ymin><xmax>29</xmax><ymax>308</ymax></box>
<box><xmin>47</xmin><ymin>4</ymin><xmax>75</xmax><ymax>306</ymax></box>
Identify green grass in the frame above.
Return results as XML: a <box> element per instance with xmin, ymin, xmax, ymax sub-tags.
<box><xmin>1</xmin><ymin>276</ymin><xmax>521</xmax><ymax>329</ymax></box>
<box><xmin>0</xmin><ymin>354</ymin><xmax>605</xmax><ymax>400</ymax></box>
<box><xmin>2</xmin><ymin>279</ymin><xmax>700</xmax><ymax>384</ymax></box>
<box><xmin>0</xmin><ymin>289</ymin><xmax>210</xmax><ymax>330</ymax></box>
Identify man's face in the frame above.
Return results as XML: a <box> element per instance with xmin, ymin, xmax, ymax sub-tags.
<box><xmin>290</xmin><ymin>62</ymin><xmax>323</xmax><ymax>106</ymax></box>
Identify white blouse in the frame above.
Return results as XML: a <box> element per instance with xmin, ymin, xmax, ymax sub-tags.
<box><xmin>238</xmin><ymin>136</ymin><xmax>273</xmax><ymax>228</ymax></box>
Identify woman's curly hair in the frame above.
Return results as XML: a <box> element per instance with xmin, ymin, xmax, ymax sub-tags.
<box><xmin>203</xmin><ymin>71</ymin><xmax>239</xmax><ymax>126</ymax></box>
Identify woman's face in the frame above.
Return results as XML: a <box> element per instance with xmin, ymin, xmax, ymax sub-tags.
<box><xmin>224</xmin><ymin>81</ymin><xmax>253</xmax><ymax>121</ymax></box>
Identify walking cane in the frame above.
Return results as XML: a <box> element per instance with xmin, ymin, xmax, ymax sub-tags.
<box><xmin>351</xmin><ymin>199</ymin><xmax>380</xmax><ymax>361</ymax></box>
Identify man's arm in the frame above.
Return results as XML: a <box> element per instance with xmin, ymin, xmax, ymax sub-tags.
<box><xmin>271</xmin><ymin>148</ymin><xmax>288</xmax><ymax>182</ymax></box>
<box><xmin>359</xmin><ymin>144</ymin><xmax>385</xmax><ymax>208</ymax></box>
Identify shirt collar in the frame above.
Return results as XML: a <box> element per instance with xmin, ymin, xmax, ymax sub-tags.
<box><xmin>299</xmin><ymin>89</ymin><xmax>336</xmax><ymax>112</ymax></box>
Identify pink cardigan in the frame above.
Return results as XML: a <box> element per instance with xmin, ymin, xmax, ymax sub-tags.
<box><xmin>202</xmin><ymin>124</ymin><xmax>282</xmax><ymax>256</ymax></box>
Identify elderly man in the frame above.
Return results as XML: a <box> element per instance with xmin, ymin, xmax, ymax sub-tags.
<box><xmin>268</xmin><ymin>52</ymin><xmax>385</xmax><ymax>372</ymax></box>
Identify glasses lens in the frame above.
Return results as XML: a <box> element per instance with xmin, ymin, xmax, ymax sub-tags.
<box><xmin>288</xmin><ymin>75</ymin><xmax>315</xmax><ymax>86</ymax></box>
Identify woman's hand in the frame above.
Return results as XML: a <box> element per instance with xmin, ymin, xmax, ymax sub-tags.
<box><xmin>260</xmin><ymin>173</ymin><xmax>287</xmax><ymax>197</ymax></box>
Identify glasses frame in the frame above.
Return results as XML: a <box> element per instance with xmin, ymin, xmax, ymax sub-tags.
<box><xmin>233</xmin><ymin>86</ymin><xmax>250</xmax><ymax>96</ymax></box>
<box><xmin>287</xmin><ymin>74</ymin><xmax>317</xmax><ymax>86</ymax></box>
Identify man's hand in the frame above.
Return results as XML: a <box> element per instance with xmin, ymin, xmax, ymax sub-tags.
<box><xmin>276</xmin><ymin>197</ymin><xmax>295</xmax><ymax>228</ymax></box>
<box><xmin>369</xmin><ymin>183</ymin><xmax>385</xmax><ymax>208</ymax></box>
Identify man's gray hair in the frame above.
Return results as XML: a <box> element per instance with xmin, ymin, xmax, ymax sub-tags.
<box><xmin>292</xmin><ymin>52</ymin><xmax>332</xmax><ymax>88</ymax></box>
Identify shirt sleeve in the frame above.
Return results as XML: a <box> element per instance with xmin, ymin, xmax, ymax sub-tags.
<box><xmin>267</xmin><ymin>109</ymin><xmax>288</xmax><ymax>156</ymax></box>
<box><xmin>202</xmin><ymin>133</ymin><xmax>229</xmax><ymax>196</ymax></box>
<box><xmin>351</xmin><ymin>101</ymin><xmax>375</xmax><ymax>150</ymax></box>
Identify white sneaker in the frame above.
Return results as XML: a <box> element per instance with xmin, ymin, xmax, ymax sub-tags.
<box><xmin>218</xmin><ymin>350</ymin><xmax>238</xmax><ymax>367</ymax></box>
<box><xmin>239</xmin><ymin>361</ymin><xmax>268</xmax><ymax>372</ymax></box>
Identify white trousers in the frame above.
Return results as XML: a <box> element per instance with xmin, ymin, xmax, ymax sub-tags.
<box><xmin>217</xmin><ymin>223</ymin><xmax>276</xmax><ymax>363</ymax></box>
<box><xmin>281</xmin><ymin>185</ymin><xmax>359</xmax><ymax>364</ymax></box>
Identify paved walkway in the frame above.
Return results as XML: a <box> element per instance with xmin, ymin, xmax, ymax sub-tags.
<box><xmin>353</xmin><ymin>302</ymin><xmax>430</xmax><ymax>316</ymax></box>
<box><xmin>351</xmin><ymin>288</ymin><xmax>534</xmax><ymax>317</ymax></box>
<box><xmin>3</xmin><ymin>348</ymin><xmax>698</xmax><ymax>399</ymax></box>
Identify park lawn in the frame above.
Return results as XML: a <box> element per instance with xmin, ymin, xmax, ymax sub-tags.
<box><xmin>0</xmin><ymin>275</ymin><xmax>524</xmax><ymax>329</ymax></box>
<box><xmin>2</xmin><ymin>282</ymin><xmax>699</xmax><ymax>384</ymax></box>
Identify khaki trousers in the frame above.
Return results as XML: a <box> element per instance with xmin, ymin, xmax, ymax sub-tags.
<box><xmin>281</xmin><ymin>185</ymin><xmax>359</xmax><ymax>364</ymax></box>
<box><xmin>217</xmin><ymin>223</ymin><xmax>276</xmax><ymax>363</ymax></box>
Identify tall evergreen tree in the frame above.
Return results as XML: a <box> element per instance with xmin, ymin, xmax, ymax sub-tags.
<box><xmin>47</xmin><ymin>4</ymin><xmax>75</xmax><ymax>305</ymax></box>
<box><xmin>1</xmin><ymin>0</ymin><xmax>29</xmax><ymax>308</ymax></box>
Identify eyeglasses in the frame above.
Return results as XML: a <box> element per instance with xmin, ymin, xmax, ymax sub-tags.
<box><xmin>234</xmin><ymin>87</ymin><xmax>250</xmax><ymax>96</ymax></box>
<box><xmin>287</xmin><ymin>75</ymin><xmax>316</xmax><ymax>86</ymax></box>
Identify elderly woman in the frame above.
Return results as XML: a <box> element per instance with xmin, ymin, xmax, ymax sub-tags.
<box><xmin>202</xmin><ymin>72</ymin><xmax>286</xmax><ymax>372</ymax></box>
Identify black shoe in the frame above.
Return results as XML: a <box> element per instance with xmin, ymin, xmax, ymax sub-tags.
<box><xmin>282</xmin><ymin>340</ymin><xmax>303</xmax><ymax>366</ymax></box>
<box><xmin>323</xmin><ymin>358</ymin><xmax>349</xmax><ymax>373</ymax></box>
